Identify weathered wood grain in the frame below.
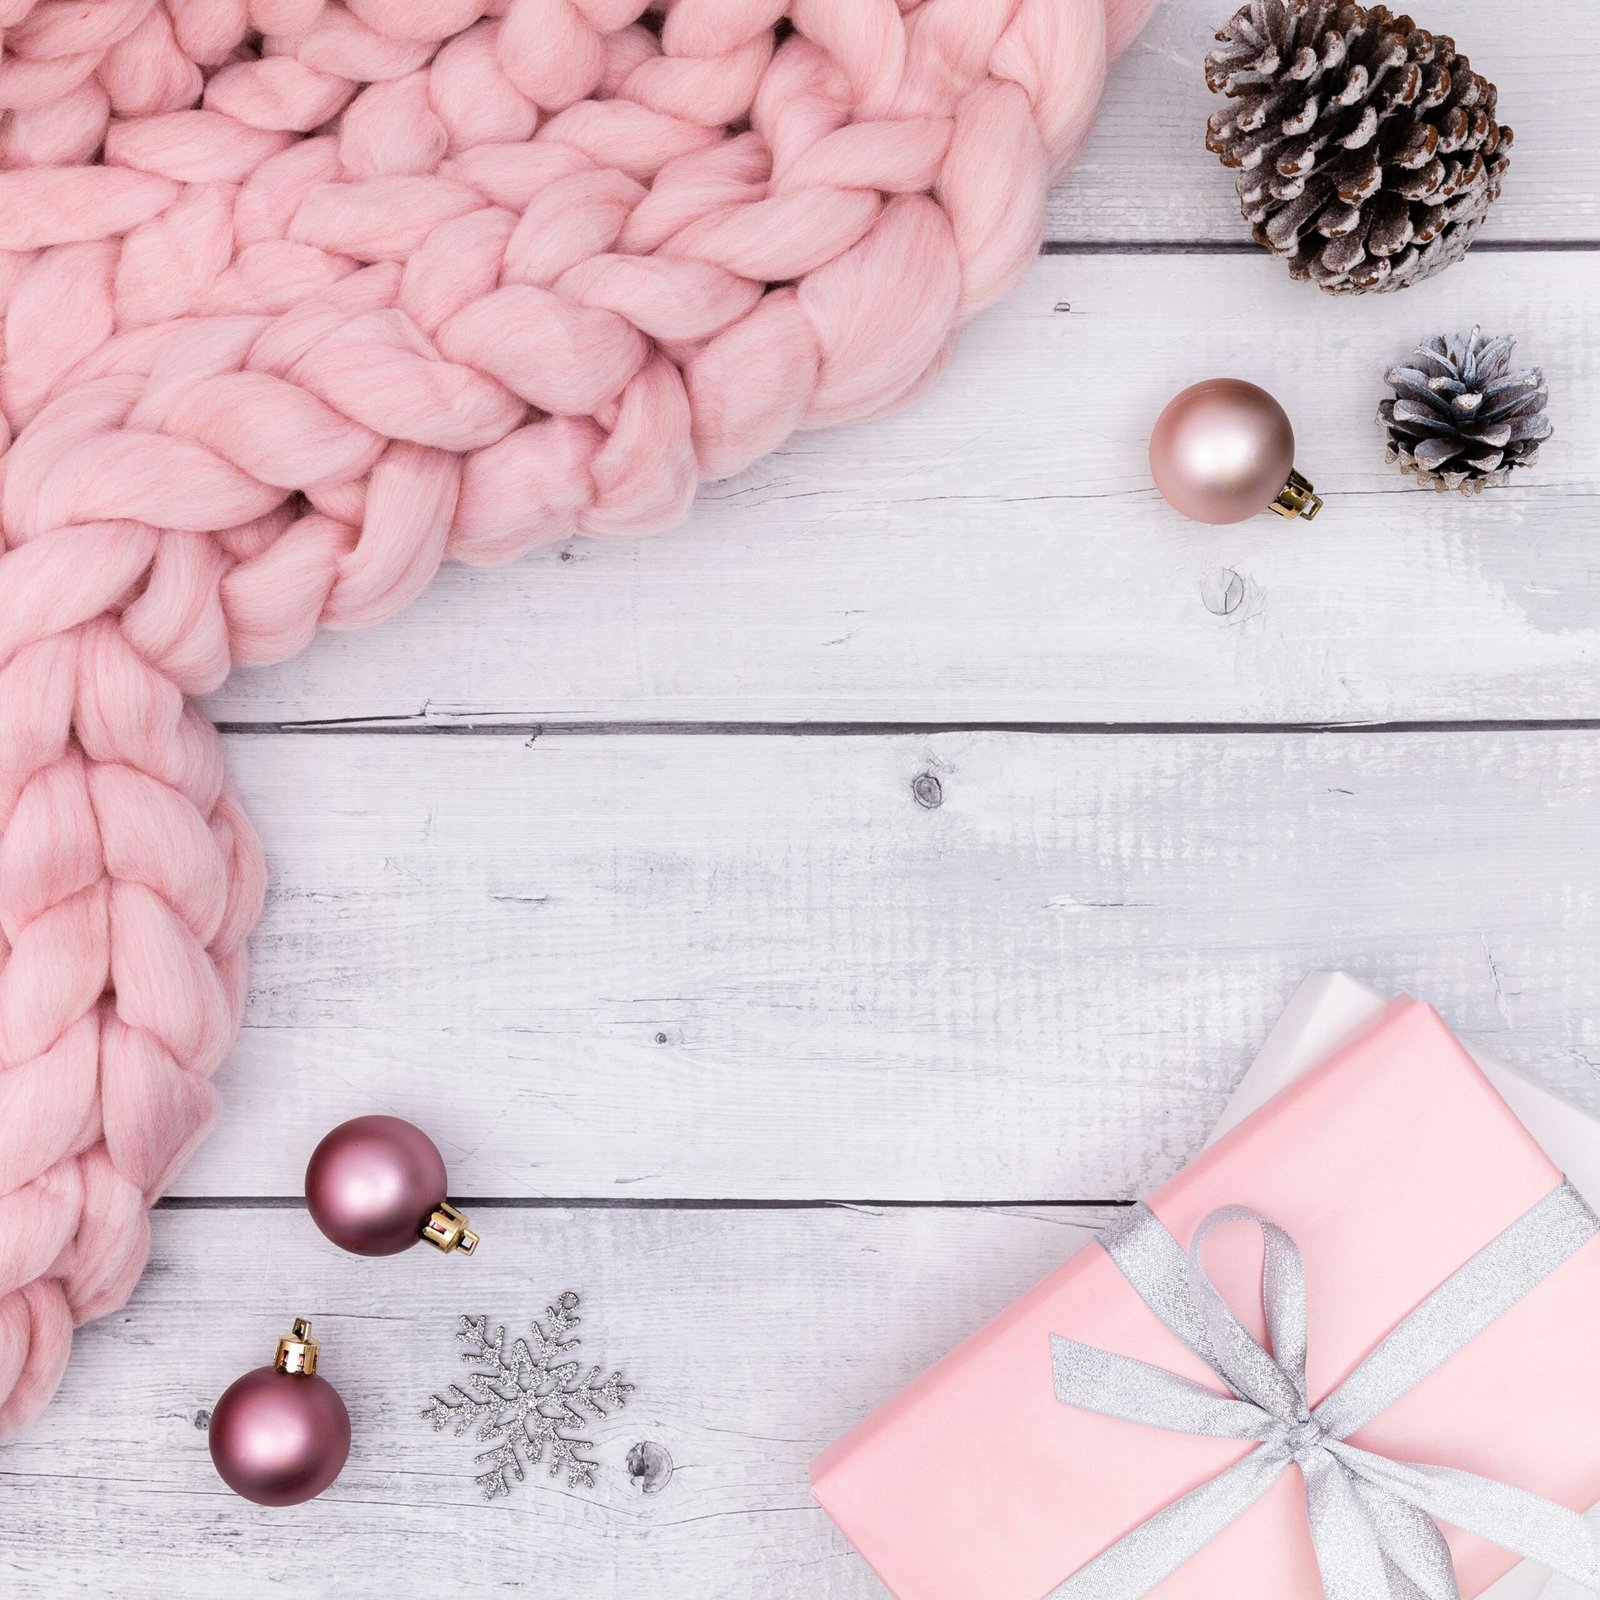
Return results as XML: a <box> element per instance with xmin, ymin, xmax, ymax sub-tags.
<box><xmin>1048</xmin><ymin>0</ymin><xmax>1600</xmax><ymax>244</ymax></box>
<box><xmin>159</xmin><ymin>728</ymin><xmax>1600</xmax><ymax>1204</ymax></box>
<box><xmin>205</xmin><ymin>252</ymin><xmax>1600</xmax><ymax>730</ymax></box>
<box><xmin>0</xmin><ymin>1205</ymin><xmax>1114</xmax><ymax>1600</ymax></box>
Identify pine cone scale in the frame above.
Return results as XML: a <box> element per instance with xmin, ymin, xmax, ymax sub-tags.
<box><xmin>1206</xmin><ymin>0</ymin><xmax>1511</xmax><ymax>293</ymax></box>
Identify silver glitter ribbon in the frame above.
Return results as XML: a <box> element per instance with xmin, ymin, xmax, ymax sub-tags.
<box><xmin>1047</xmin><ymin>1183</ymin><xmax>1600</xmax><ymax>1600</ymax></box>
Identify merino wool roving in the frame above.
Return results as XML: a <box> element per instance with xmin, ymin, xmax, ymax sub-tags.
<box><xmin>0</xmin><ymin>0</ymin><xmax>1156</xmax><ymax>1434</ymax></box>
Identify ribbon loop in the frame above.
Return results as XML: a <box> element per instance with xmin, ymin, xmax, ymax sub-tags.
<box><xmin>1046</xmin><ymin>1185</ymin><xmax>1600</xmax><ymax>1600</ymax></box>
<box><xmin>1185</xmin><ymin>1205</ymin><xmax>1309</xmax><ymax>1421</ymax></box>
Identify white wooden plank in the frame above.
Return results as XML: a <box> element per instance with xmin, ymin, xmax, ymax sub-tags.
<box><xmin>166</xmin><ymin>728</ymin><xmax>1600</xmax><ymax>1202</ymax></box>
<box><xmin>205</xmin><ymin>251</ymin><xmax>1600</xmax><ymax>729</ymax></box>
<box><xmin>0</xmin><ymin>1204</ymin><xmax>1112</xmax><ymax>1600</ymax></box>
<box><xmin>1047</xmin><ymin>0</ymin><xmax>1600</xmax><ymax>244</ymax></box>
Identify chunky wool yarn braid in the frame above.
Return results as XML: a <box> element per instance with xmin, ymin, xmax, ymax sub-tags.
<box><xmin>0</xmin><ymin>0</ymin><xmax>1156</xmax><ymax>1435</ymax></box>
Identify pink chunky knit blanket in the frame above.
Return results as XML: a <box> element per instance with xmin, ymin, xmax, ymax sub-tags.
<box><xmin>0</xmin><ymin>0</ymin><xmax>1155</xmax><ymax>1435</ymax></box>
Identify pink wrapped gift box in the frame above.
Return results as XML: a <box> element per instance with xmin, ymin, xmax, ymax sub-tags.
<box><xmin>812</xmin><ymin>999</ymin><xmax>1600</xmax><ymax>1599</ymax></box>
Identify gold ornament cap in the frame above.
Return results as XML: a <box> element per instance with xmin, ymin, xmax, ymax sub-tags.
<box><xmin>1269</xmin><ymin>469</ymin><xmax>1324</xmax><ymax>521</ymax></box>
<box><xmin>274</xmin><ymin>1318</ymin><xmax>321</xmax><ymax>1376</ymax></box>
<box><xmin>420</xmin><ymin>1202</ymin><xmax>479</xmax><ymax>1256</ymax></box>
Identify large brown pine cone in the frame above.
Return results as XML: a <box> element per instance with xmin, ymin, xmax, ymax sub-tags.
<box><xmin>1205</xmin><ymin>0</ymin><xmax>1512</xmax><ymax>293</ymax></box>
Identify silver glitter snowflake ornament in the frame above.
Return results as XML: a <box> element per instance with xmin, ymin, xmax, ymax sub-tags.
<box><xmin>422</xmin><ymin>1292</ymin><xmax>635</xmax><ymax>1499</ymax></box>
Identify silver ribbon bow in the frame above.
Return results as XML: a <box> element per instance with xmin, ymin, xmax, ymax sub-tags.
<box><xmin>1048</xmin><ymin>1183</ymin><xmax>1600</xmax><ymax>1600</ymax></box>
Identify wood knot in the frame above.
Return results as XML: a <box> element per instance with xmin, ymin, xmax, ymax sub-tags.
<box><xmin>1200</xmin><ymin>568</ymin><xmax>1246</xmax><ymax>616</ymax></box>
<box><xmin>627</xmin><ymin>1440</ymin><xmax>674</xmax><ymax>1494</ymax></box>
<box><xmin>911</xmin><ymin>773</ymin><xmax>944</xmax><ymax>810</ymax></box>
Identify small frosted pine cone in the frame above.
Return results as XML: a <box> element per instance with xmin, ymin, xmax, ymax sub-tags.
<box><xmin>1378</xmin><ymin>328</ymin><xmax>1550</xmax><ymax>493</ymax></box>
<box><xmin>1205</xmin><ymin>0</ymin><xmax>1512</xmax><ymax>293</ymax></box>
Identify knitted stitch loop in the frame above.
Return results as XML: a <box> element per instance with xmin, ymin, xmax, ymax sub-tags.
<box><xmin>0</xmin><ymin>0</ymin><xmax>1156</xmax><ymax>1433</ymax></box>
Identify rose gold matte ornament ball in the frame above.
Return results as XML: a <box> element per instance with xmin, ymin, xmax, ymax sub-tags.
<box><xmin>305</xmin><ymin>1114</ymin><xmax>478</xmax><ymax>1257</ymax></box>
<box><xmin>209</xmin><ymin>1321</ymin><xmax>350</xmax><ymax>1507</ymax></box>
<box><xmin>1149</xmin><ymin>379</ymin><xmax>1322</xmax><ymax>524</ymax></box>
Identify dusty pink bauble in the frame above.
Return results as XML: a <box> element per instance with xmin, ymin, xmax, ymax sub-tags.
<box><xmin>1149</xmin><ymin>380</ymin><xmax>1322</xmax><ymax>524</ymax></box>
<box><xmin>209</xmin><ymin>1321</ymin><xmax>350</xmax><ymax>1508</ymax></box>
<box><xmin>305</xmin><ymin>1116</ymin><xmax>477</xmax><ymax>1258</ymax></box>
